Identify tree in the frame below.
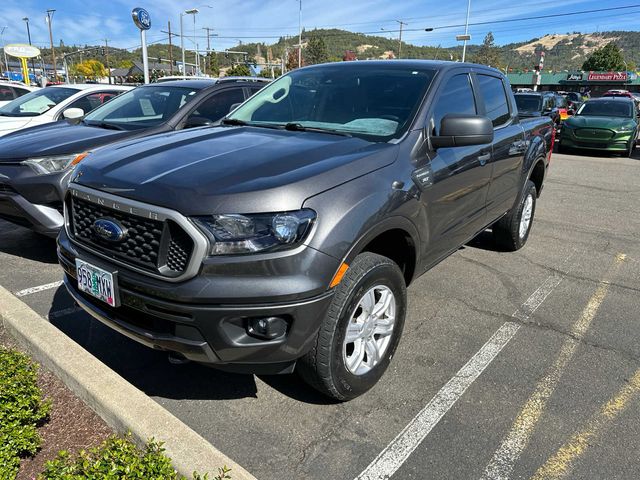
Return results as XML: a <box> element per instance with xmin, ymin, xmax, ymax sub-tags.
<box><xmin>285</xmin><ymin>49</ymin><xmax>303</xmax><ymax>71</ymax></box>
<box><xmin>258</xmin><ymin>67</ymin><xmax>282</xmax><ymax>79</ymax></box>
<box><xmin>70</xmin><ymin>59</ymin><xmax>107</xmax><ymax>79</ymax></box>
<box><xmin>582</xmin><ymin>42</ymin><xmax>627</xmax><ymax>71</ymax></box>
<box><xmin>225</xmin><ymin>63</ymin><xmax>251</xmax><ymax>76</ymax></box>
<box><xmin>207</xmin><ymin>54</ymin><xmax>220</xmax><ymax>77</ymax></box>
<box><xmin>474</xmin><ymin>32</ymin><xmax>501</xmax><ymax>68</ymax></box>
<box><xmin>304</xmin><ymin>36</ymin><xmax>329</xmax><ymax>65</ymax></box>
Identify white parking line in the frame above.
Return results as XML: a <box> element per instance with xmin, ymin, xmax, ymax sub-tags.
<box><xmin>355</xmin><ymin>254</ymin><xmax>575</xmax><ymax>480</ymax></box>
<box><xmin>15</xmin><ymin>280</ymin><xmax>63</xmax><ymax>297</ymax></box>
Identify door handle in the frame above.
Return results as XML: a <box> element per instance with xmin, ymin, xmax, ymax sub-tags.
<box><xmin>478</xmin><ymin>152</ymin><xmax>491</xmax><ymax>165</ymax></box>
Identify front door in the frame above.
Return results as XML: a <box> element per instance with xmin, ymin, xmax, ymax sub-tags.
<box><xmin>415</xmin><ymin>71</ymin><xmax>493</xmax><ymax>267</ymax></box>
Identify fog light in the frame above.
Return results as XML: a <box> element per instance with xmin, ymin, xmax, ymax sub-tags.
<box><xmin>247</xmin><ymin>316</ymin><xmax>288</xmax><ymax>340</ymax></box>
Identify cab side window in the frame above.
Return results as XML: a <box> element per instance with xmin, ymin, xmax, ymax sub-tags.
<box><xmin>186</xmin><ymin>88</ymin><xmax>245</xmax><ymax>124</ymax></box>
<box><xmin>477</xmin><ymin>74</ymin><xmax>510</xmax><ymax>127</ymax></box>
<box><xmin>432</xmin><ymin>74</ymin><xmax>476</xmax><ymax>135</ymax></box>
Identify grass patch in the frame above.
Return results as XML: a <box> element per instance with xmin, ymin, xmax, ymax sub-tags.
<box><xmin>0</xmin><ymin>347</ymin><xmax>51</xmax><ymax>479</ymax></box>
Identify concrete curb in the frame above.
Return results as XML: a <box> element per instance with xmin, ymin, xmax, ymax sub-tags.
<box><xmin>0</xmin><ymin>284</ymin><xmax>257</xmax><ymax>480</ymax></box>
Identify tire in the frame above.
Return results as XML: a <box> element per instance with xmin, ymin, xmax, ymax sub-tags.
<box><xmin>493</xmin><ymin>180</ymin><xmax>537</xmax><ymax>251</ymax></box>
<box><xmin>297</xmin><ymin>252</ymin><xmax>407</xmax><ymax>401</ymax></box>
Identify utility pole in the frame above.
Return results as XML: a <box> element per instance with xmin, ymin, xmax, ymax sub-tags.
<box><xmin>45</xmin><ymin>9</ymin><xmax>57</xmax><ymax>81</ymax></box>
<box><xmin>168</xmin><ymin>21</ymin><xmax>173</xmax><ymax>74</ymax></box>
<box><xmin>395</xmin><ymin>20</ymin><xmax>408</xmax><ymax>59</ymax></box>
<box><xmin>462</xmin><ymin>0</ymin><xmax>471</xmax><ymax>62</ymax></box>
<box><xmin>203</xmin><ymin>27</ymin><xmax>214</xmax><ymax>76</ymax></box>
<box><xmin>104</xmin><ymin>39</ymin><xmax>111</xmax><ymax>84</ymax></box>
<box><xmin>298</xmin><ymin>0</ymin><xmax>302</xmax><ymax>68</ymax></box>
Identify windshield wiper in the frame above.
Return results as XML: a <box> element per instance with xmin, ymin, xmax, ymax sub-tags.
<box><xmin>84</xmin><ymin>120</ymin><xmax>124</xmax><ymax>131</ymax></box>
<box><xmin>220</xmin><ymin>118</ymin><xmax>247</xmax><ymax>126</ymax></box>
<box><xmin>284</xmin><ymin>123</ymin><xmax>352</xmax><ymax>137</ymax></box>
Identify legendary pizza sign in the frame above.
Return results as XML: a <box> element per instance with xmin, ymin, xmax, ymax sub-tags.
<box><xmin>587</xmin><ymin>72</ymin><xmax>628</xmax><ymax>82</ymax></box>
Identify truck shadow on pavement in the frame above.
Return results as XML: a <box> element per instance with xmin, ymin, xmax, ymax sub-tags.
<box><xmin>47</xmin><ymin>286</ymin><xmax>334</xmax><ymax>404</ymax></box>
<box><xmin>0</xmin><ymin>222</ymin><xmax>58</xmax><ymax>263</ymax></box>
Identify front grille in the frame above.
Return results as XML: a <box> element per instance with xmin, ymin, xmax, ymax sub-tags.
<box><xmin>69</xmin><ymin>195</ymin><xmax>195</xmax><ymax>277</ymax></box>
<box><xmin>576</xmin><ymin>128</ymin><xmax>614</xmax><ymax>140</ymax></box>
<box><xmin>0</xmin><ymin>183</ymin><xmax>16</xmax><ymax>195</ymax></box>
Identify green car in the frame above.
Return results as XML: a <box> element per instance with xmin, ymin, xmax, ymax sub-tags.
<box><xmin>558</xmin><ymin>97</ymin><xmax>638</xmax><ymax>156</ymax></box>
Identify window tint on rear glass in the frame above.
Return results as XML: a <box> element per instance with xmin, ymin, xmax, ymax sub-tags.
<box><xmin>477</xmin><ymin>74</ymin><xmax>510</xmax><ymax>127</ymax></box>
<box><xmin>432</xmin><ymin>74</ymin><xmax>476</xmax><ymax>135</ymax></box>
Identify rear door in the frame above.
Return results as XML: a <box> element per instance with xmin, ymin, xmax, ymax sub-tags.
<box><xmin>417</xmin><ymin>70</ymin><xmax>493</xmax><ymax>266</ymax></box>
<box><xmin>474</xmin><ymin>73</ymin><xmax>526</xmax><ymax>222</ymax></box>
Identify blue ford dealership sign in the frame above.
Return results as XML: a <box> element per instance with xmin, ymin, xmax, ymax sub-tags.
<box><xmin>131</xmin><ymin>7</ymin><xmax>151</xmax><ymax>30</ymax></box>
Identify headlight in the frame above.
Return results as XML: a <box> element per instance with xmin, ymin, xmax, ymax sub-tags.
<box><xmin>193</xmin><ymin>209</ymin><xmax>316</xmax><ymax>255</ymax></box>
<box><xmin>21</xmin><ymin>152</ymin><xmax>89</xmax><ymax>175</ymax></box>
<box><xmin>617</xmin><ymin>124</ymin><xmax>635</xmax><ymax>132</ymax></box>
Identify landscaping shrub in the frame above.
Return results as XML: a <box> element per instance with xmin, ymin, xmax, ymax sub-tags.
<box><xmin>40</xmin><ymin>434</ymin><xmax>232</xmax><ymax>480</ymax></box>
<box><xmin>0</xmin><ymin>347</ymin><xmax>51</xmax><ymax>480</ymax></box>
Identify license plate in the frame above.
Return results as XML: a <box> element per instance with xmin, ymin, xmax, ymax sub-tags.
<box><xmin>75</xmin><ymin>259</ymin><xmax>118</xmax><ymax>307</ymax></box>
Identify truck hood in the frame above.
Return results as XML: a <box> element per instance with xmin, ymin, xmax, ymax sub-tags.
<box><xmin>73</xmin><ymin>126</ymin><xmax>398</xmax><ymax>215</ymax></box>
<box><xmin>0</xmin><ymin>122</ymin><xmax>134</xmax><ymax>161</ymax></box>
<box><xmin>565</xmin><ymin>116</ymin><xmax>635</xmax><ymax>130</ymax></box>
<box><xmin>0</xmin><ymin>116</ymin><xmax>36</xmax><ymax>136</ymax></box>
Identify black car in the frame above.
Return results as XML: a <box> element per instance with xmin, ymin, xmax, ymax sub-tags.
<box><xmin>514</xmin><ymin>91</ymin><xmax>561</xmax><ymax>127</ymax></box>
<box><xmin>0</xmin><ymin>77</ymin><xmax>268</xmax><ymax>236</ymax></box>
<box><xmin>58</xmin><ymin>61</ymin><xmax>554</xmax><ymax>400</ymax></box>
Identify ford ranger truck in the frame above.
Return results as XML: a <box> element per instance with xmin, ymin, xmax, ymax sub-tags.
<box><xmin>58</xmin><ymin>61</ymin><xmax>554</xmax><ymax>400</ymax></box>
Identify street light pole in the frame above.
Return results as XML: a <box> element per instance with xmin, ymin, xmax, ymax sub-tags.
<box><xmin>462</xmin><ymin>0</ymin><xmax>471</xmax><ymax>62</ymax></box>
<box><xmin>45</xmin><ymin>9</ymin><xmax>57</xmax><ymax>81</ymax></box>
<box><xmin>22</xmin><ymin>17</ymin><xmax>35</xmax><ymax>75</ymax></box>
<box><xmin>0</xmin><ymin>27</ymin><xmax>8</xmax><ymax>77</ymax></box>
<box><xmin>395</xmin><ymin>20</ymin><xmax>408</xmax><ymax>59</ymax></box>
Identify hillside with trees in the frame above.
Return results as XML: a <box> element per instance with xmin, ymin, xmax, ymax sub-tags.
<box><xmin>27</xmin><ymin>29</ymin><xmax>640</xmax><ymax>78</ymax></box>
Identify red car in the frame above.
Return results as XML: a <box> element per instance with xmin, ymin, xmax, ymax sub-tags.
<box><xmin>603</xmin><ymin>89</ymin><xmax>634</xmax><ymax>98</ymax></box>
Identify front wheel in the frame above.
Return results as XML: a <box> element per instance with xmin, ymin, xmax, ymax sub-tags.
<box><xmin>297</xmin><ymin>252</ymin><xmax>407</xmax><ymax>401</ymax></box>
<box><xmin>493</xmin><ymin>180</ymin><xmax>537</xmax><ymax>251</ymax></box>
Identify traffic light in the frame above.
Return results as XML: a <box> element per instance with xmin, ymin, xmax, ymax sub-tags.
<box><xmin>100</xmin><ymin>47</ymin><xmax>105</xmax><ymax>55</ymax></box>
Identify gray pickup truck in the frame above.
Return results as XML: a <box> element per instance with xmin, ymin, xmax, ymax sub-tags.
<box><xmin>58</xmin><ymin>61</ymin><xmax>554</xmax><ymax>400</ymax></box>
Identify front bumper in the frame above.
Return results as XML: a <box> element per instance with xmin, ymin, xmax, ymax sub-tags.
<box><xmin>0</xmin><ymin>164</ymin><xmax>67</xmax><ymax>236</ymax></box>
<box><xmin>559</xmin><ymin>129</ymin><xmax>634</xmax><ymax>151</ymax></box>
<box><xmin>57</xmin><ymin>228</ymin><xmax>338</xmax><ymax>373</ymax></box>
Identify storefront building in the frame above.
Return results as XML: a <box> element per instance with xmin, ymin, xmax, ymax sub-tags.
<box><xmin>507</xmin><ymin>71</ymin><xmax>640</xmax><ymax>96</ymax></box>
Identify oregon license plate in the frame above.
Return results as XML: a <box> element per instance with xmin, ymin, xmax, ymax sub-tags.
<box><xmin>75</xmin><ymin>259</ymin><xmax>118</xmax><ymax>307</ymax></box>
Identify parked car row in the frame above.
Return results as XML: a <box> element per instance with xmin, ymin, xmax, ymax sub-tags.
<box><xmin>0</xmin><ymin>81</ymin><xmax>38</xmax><ymax>107</ymax></box>
<box><xmin>0</xmin><ymin>77</ymin><xmax>269</xmax><ymax>235</ymax></box>
<box><xmin>1</xmin><ymin>61</ymin><xmax>555</xmax><ymax>400</ymax></box>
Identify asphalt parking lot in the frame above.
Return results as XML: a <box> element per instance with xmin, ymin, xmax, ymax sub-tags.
<box><xmin>1</xmin><ymin>150</ymin><xmax>639</xmax><ymax>480</ymax></box>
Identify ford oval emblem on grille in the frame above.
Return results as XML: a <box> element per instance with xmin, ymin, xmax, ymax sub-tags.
<box><xmin>92</xmin><ymin>218</ymin><xmax>127</xmax><ymax>242</ymax></box>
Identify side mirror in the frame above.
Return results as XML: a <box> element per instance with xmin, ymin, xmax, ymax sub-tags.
<box><xmin>431</xmin><ymin>114</ymin><xmax>493</xmax><ymax>149</ymax></box>
<box><xmin>63</xmin><ymin>108</ymin><xmax>84</xmax><ymax>124</ymax></box>
<box><xmin>184</xmin><ymin>116</ymin><xmax>213</xmax><ymax>129</ymax></box>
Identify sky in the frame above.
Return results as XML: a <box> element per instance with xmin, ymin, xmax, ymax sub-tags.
<box><xmin>1</xmin><ymin>0</ymin><xmax>639</xmax><ymax>53</ymax></box>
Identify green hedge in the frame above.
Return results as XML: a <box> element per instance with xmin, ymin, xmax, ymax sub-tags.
<box><xmin>40</xmin><ymin>435</ymin><xmax>231</xmax><ymax>479</ymax></box>
<box><xmin>0</xmin><ymin>346</ymin><xmax>230</xmax><ymax>480</ymax></box>
<box><xmin>0</xmin><ymin>347</ymin><xmax>51</xmax><ymax>479</ymax></box>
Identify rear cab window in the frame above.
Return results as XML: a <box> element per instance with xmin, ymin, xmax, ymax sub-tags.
<box><xmin>476</xmin><ymin>74</ymin><xmax>511</xmax><ymax>127</ymax></box>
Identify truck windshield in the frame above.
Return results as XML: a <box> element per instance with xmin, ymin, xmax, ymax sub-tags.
<box><xmin>0</xmin><ymin>87</ymin><xmax>79</xmax><ymax>117</ymax></box>
<box><xmin>577</xmin><ymin>101</ymin><xmax>633</xmax><ymax>118</ymax></box>
<box><xmin>226</xmin><ymin>65</ymin><xmax>436</xmax><ymax>141</ymax></box>
<box><xmin>83</xmin><ymin>85</ymin><xmax>200</xmax><ymax>130</ymax></box>
<box><xmin>515</xmin><ymin>95</ymin><xmax>542</xmax><ymax>113</ymax></box>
